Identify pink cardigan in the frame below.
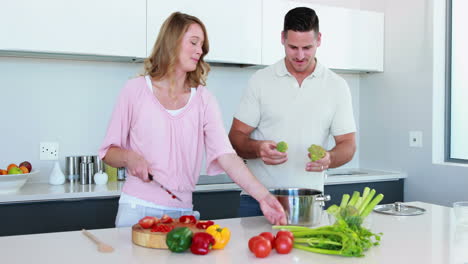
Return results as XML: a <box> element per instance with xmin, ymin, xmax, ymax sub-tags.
<box><xmin>99</xmin><ymin>77</ymin><xmax>235</xmax><ymax>208</ymax></box>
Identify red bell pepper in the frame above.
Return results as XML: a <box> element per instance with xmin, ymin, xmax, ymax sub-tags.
<box><xmin>161</xmin><ymin>214</ymin><xmax>174</xmax><ymax>224</ymax></box>
<box><xmin>151</xmin><ymin>224</ymin><xmax>175</xmax><ymax>233</ymax></box>
<box><xmin>179</xmin><ymin>215</ymin><xmax>197</xmax><ymax>224</ymax></box>
<box><xmin>190</xmin><ymin>232</ymin><xmax>215</xmax><ymax>255</ymax></box>
<box><xmin>196</xmin><ymin>220</ymin><xmax>215</xmax><ymax>229</ymax></box>
<box><xmin>138</xmin><ymin>216</ymin><xmax>158</xmax><ymax>229</ymax></box>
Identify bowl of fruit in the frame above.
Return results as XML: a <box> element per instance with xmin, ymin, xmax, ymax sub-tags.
<box><xmin>0</xmin><ymin>161</ymin><xmax>38</xmax><ymax>194</ymax></box>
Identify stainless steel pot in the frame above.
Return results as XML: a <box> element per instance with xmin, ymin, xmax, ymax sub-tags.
<box><xmin>271</xmin><ymin>188</ymin><xmax>331</xmax><ymax>226</ymax></box>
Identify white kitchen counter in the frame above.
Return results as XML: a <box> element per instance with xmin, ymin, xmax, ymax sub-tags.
<box><xmin>325</xmin><ymin>168</ymin><xmax>406</xmax><ymax>185</ymax></box>
<box><xmin>0</xmin><ymin>169</ymin><xmax>406</xmax><ymax>204</ymax></box>
<box><xmin>0</xmin><ymin>202</ymin><xmax>464</xmax><ymax>264</ymax></box>
<box><xmin>0</xmin><ymin>181</ymin><xmax>242</xmax><ymax>204</ymax></box>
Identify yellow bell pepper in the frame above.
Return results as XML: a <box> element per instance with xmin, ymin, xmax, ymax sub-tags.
<box><xmin>205</xmin><ymin>224</ymin><xmax>231</xmax><ymax>249</ymax></box>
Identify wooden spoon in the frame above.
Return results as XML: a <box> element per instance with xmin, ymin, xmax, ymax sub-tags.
<box><xmin>82</xmin><ymin>229</ymin><xmax>114</xmax><ymax>253</ymax></box>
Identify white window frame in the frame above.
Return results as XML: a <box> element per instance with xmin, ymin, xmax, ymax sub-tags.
<box><xmin>445</xmin><ymin>0</ymin><xmax>468</xmax><ymax>163</ymax></box>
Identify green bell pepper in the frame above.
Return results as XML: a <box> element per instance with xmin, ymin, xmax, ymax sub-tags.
<box><xmin>166</xmin><ymin>227</ymin><xmax>193</xmax><ymax>253</ymax></box>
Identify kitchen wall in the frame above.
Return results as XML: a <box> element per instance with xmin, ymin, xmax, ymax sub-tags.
<box><xmin>0</xmin><ymin>57</ymin><xmax>360</xmax><ymax>182</ymax></box>
<box><xmin>358</xmin><ymin>0</ymin><xmax>468</xmax><ymax>206</ymax></box>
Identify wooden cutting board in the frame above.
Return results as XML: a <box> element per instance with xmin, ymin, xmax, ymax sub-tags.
<box><xmin>132</xmin><ymin>223</ymin><xmax>205</xmax><ymax>249</ymax></box>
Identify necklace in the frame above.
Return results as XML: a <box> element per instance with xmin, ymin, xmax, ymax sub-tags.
<box><xmin>151</xmin><ymin>82</ymin><xmax>190</xmax><ymax>108</ymax></box>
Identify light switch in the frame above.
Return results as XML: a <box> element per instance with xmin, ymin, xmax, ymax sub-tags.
<box><xmin>409</xmin><ymin>131</ymin><xmax>423</xmax><ymax>148</ymax></box>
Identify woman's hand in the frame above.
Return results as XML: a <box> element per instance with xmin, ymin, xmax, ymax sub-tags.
<box><xmin>215</xmin><ymin>153</ymin><xmax>287</xmax><ymax>225</ymax></box>
<box><xmin>125</xmin><ymin>151</ymin><xmax>151</xmax><ymax>182</ymax></box>
<box><xmin>258</xmin><ymin>193</ymin><xmax>287</xmax><ymax>225</ymax></box>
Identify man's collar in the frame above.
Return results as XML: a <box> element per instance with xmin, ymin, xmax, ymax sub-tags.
<box><xmin>275</xmin><ymin>58</ymin><xmax>324</xmax><ymax>79</ymax></box>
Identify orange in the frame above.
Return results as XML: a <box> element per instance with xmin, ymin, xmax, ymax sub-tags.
<box><xmin>19</xmin><ymin>166</ymin><xmax>29</xmax><ymax>174</ymax></box>
<box><xmin>7</xmin><ymin>164</ymin><xmax>18</xmax><ymax>171</ymax></box>
<box><xmin>0</xmin><ymin>169</ymin><xmax>7</xmax><ymax>175</ymax></box>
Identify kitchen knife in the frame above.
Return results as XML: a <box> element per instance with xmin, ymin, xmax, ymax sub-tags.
<box><xmin>148</xmin><ymin>173</ymin><xmax>183</xmax><ymax>202</ymax></box>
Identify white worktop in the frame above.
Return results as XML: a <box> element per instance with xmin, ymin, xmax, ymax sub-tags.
<box><xmin>0</xmin><ymin>168</ymin><xmax>406</xmax><ymax>204</ymax></box>
<box><xmin>0</xmin><ymin>181</ymin><xmax>242</xmax><ymax>204</ymax></box>
<box><xmin>0</xmin><ymin>202</ymin><xmax>465</xmax><ymax>264</ymax></box>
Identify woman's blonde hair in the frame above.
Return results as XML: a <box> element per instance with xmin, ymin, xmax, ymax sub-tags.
<box><xmin>143</xmin><ymin>12</ymin><xmax>210</xmax><ymax>94</ymax></box>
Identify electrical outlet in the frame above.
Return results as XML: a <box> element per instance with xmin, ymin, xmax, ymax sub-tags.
<box><xmin>40</xmin><ymin>142</ymin><xmax>59</xmax><ymax>160</ymax></box>
<box><xmin>409</xmin><ymin>131</ymin><xmax>423</xmax><ymax>148</ymax></box>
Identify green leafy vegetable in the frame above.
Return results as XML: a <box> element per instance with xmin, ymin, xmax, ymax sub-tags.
<box><xmin>276</xmin><ymin>141</ymin><xmax>288</xmax><ymax>153</ymax></box>
<box><xmin>308</xmin><ymin>144</ymin><xmax>326</xmax><ymax>161</ymax></box>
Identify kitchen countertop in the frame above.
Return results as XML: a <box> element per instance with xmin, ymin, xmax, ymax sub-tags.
<box><xmin>324</xmin><ymin>168</ymin><xmax>406</xmax><ymax>185</ymax></box>
<box><xmin>0</xmin><ymin>169</ymin><xmax>406</xmax><ymax>204</ymax></box>
<box><xmin>0</xmin><ymin>202</ymin><xmax>464</xmax><ymax>264</ymax></box>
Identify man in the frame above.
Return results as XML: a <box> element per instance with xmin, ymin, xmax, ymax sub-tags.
<box><xmin>229</xmin><ymin>7</ymin><xmax>357</xmax><ymax>217</ymax></box>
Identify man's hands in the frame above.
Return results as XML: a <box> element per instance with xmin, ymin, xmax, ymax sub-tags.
<box><xmin>257</xmin><ymin>141</ymin><xmax>288</xmax><ymax>165</ymax></box>
<box><xmin>256</xmin><ymin>140</ymin><xmax>332</xmax><ymax>172</ymax></box>
<box><xmin>125</xmin><ymin>150</ymin><xmax>151</xmax><ymax>182</ymax></box>
<box><xmin>306</xmin><ymin>151</ymin><xmax>330</xmax><ymax>172</ymax></box>
<box><xmin>258</xmin><ymin>193</ymin><xmax>287</xmax><ymax>225</ymax></box>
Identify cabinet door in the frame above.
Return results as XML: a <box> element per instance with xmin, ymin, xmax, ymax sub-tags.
<box><xmin>262</xmin><ymin>0</ymin><xmax>384</xmax><ymax>72</ymax></box>
<box><xmin>0</xmin><ymin>197</ymin><xmax>119</xmax><ymax>237</ymax></box>
<box><xmin>146</xmin><ymin>0</ymin><xmax>261</xmax><ymax>64</ymax></box>
<box><xmin>193</xmin><ymin>191</ymin><xmax>241</xmax><ymax>220</ymax></box>
<box><xmin>0</xmin><ymin>0</ymin><xmax>146</xmax><ymax>58</ymax></box>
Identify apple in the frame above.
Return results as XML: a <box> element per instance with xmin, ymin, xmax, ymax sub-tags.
<box><xmin>19</xmin><ymin>161</ymin><xmax>32</xmax><ymax>173</ymax></box>
<box><xmin>8</xmin><ymin>167</ymin><xmax>23</xmax><ymax>174</ymax></box>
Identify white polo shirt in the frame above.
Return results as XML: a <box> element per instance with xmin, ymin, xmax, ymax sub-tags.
<box><xmin>234</xmin><ymin>59</ymin><xmax>356</xmax><ymax>191</ymax></box>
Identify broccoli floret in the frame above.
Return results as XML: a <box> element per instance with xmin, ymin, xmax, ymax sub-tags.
<box><xmin>308</xmin><ymin>144</ymin><xmax>326</xmax><ymax>161</ymax></box>
<box><xmin>276</xmin><ymin>141</ymin><xmax>288</xmax><ymax>152</ymax></box>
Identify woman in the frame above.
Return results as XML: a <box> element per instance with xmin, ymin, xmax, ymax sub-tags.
<box><xmin>99</xmin><ymin>12</ymin><xmax>286</xmax><ymax>227</ymax></box>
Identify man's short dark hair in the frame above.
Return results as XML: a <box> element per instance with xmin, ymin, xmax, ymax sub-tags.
<box><xmin>283</xmin><ymin>7</ymin><xmax>319</xmax><ymax>36</ymax></box>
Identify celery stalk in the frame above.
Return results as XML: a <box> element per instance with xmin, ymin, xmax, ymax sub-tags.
<box><xmin>354</xmin><ymin>197</ymin><xmax>363</xmax><ymax>209</ymax></box>
<box><xmin>294</xmin><ymin>238</ymin><xmax>342</xmax><ymax>246</ymax></box>
<box><xmin>358</xmin><ymin>189</ymin><xmax>376</xmax><ymax>215</ymax></box>
<box><xmin>348</xmin><ymin>191</ymin><xmax>360</xmax><ymax>207</ymax></box>
<box><xmin>360</xmin><ymin>193</ymin><xmax>384</xmax><ymax>218</ymax></box>
<box><xmin>294</xmin><ymin>244</ymin><xmax>343</xmax><ymax>256</ymax></box>
<box><xmin>362</xmin><ymin>187</ymin><xmax>370</xmax><ymax>201</ymax></box>
<box><xmin>340</xmin><ymin>194</ymin><xmax>350</xmax><ymax>209</ymax></box>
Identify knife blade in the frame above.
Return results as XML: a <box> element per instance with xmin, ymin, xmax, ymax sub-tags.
<box><xmin>148</xmin><ymin>173</ymin><xmax>183</xmax><ymax>202</ymax></box>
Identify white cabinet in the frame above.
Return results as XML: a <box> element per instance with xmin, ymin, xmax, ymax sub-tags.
<box><xmin>262</xmin><ymin>1</ymin><xmax>384</xmax><ymax>72</ymax></box>
<box><xmin>0</xmin><ymin>0</ymin><xmax>146</xmax><ymax>58</ymax></box>
<box><xmin>146</xmin><ymin>0</ymin><xmax>262</xmax><ymax>64</ymax></box>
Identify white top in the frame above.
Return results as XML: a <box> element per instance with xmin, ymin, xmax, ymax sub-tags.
<box><xmin>235</xmin><ymin>59</ymin><xmax>356</xmax><ymax>191</ymax></box>
<box><xmin>144</xmin><ymin>75</ymin><xmax>196</xmax><ymax>116</ymax></box>
<box><xmin>0</xmin><ymin>202</ymin><xmax>460</xmax><ymax>264</ymax></box>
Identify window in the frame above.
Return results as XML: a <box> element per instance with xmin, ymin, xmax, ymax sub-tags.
<box><xmin>446</xmin><ymin>0</ymin><xmax>468</xmax><ymax>162</ymax></box>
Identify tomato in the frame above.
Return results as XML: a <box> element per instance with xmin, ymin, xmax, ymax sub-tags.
<box><xmin>276</xmin><ymin>230</ymin><xmax>294</xmax><ymax>240</ymax></box>
<box><xmin>251</xmin><ymin>237</ymin><xmax>272</xmax><ymax>258</ymax></box>
<box><xmin>274</xmin><ymin>236</ymin><xmax>293</xmax><ymax>254</ymax></box>
<box><xmin>259</xmin><ymin>232</ymin><xmax>276</xmax><ymax>249</ymax></box>
<box><xmin>248</xmin><ymin>236</ymin><xmax>266</xmax><ymax>252</ymax></box>
<box><xmin>138</xmin><ymin>216</ymin><xmax>156</xmax><ymax>229</ymax></box>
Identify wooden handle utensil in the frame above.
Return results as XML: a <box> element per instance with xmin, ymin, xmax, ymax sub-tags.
<box><xmin>82</xmin><ymin>229</ymin><xmax>114</xmax><ymax>253</ymax></box>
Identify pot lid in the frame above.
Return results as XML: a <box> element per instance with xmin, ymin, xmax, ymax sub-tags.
<box><xmin>373</xmin><ymin>202</ymin><xmax>426</xmax><ymax>216</ymax></box>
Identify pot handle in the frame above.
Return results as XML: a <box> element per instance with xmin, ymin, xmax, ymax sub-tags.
<box><xmin>315</xmin><ymin>194</ymin><xmax>331</xmax><ymax>202</ymax></box>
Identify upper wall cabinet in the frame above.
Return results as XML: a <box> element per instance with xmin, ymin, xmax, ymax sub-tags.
<box><xmin>0</xmin><ymin>0</ymin><xmax>146</xmax><ymax>58</ymax></box>
<box><xmin>146</xmin><ymin>0</ymin><xmax>262</xmax><ymax>65</ymax></box>
<box><xmin>262</xmin><ymin>1</ymin><xmax>384</xmax><ymax>72</ymax></box>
